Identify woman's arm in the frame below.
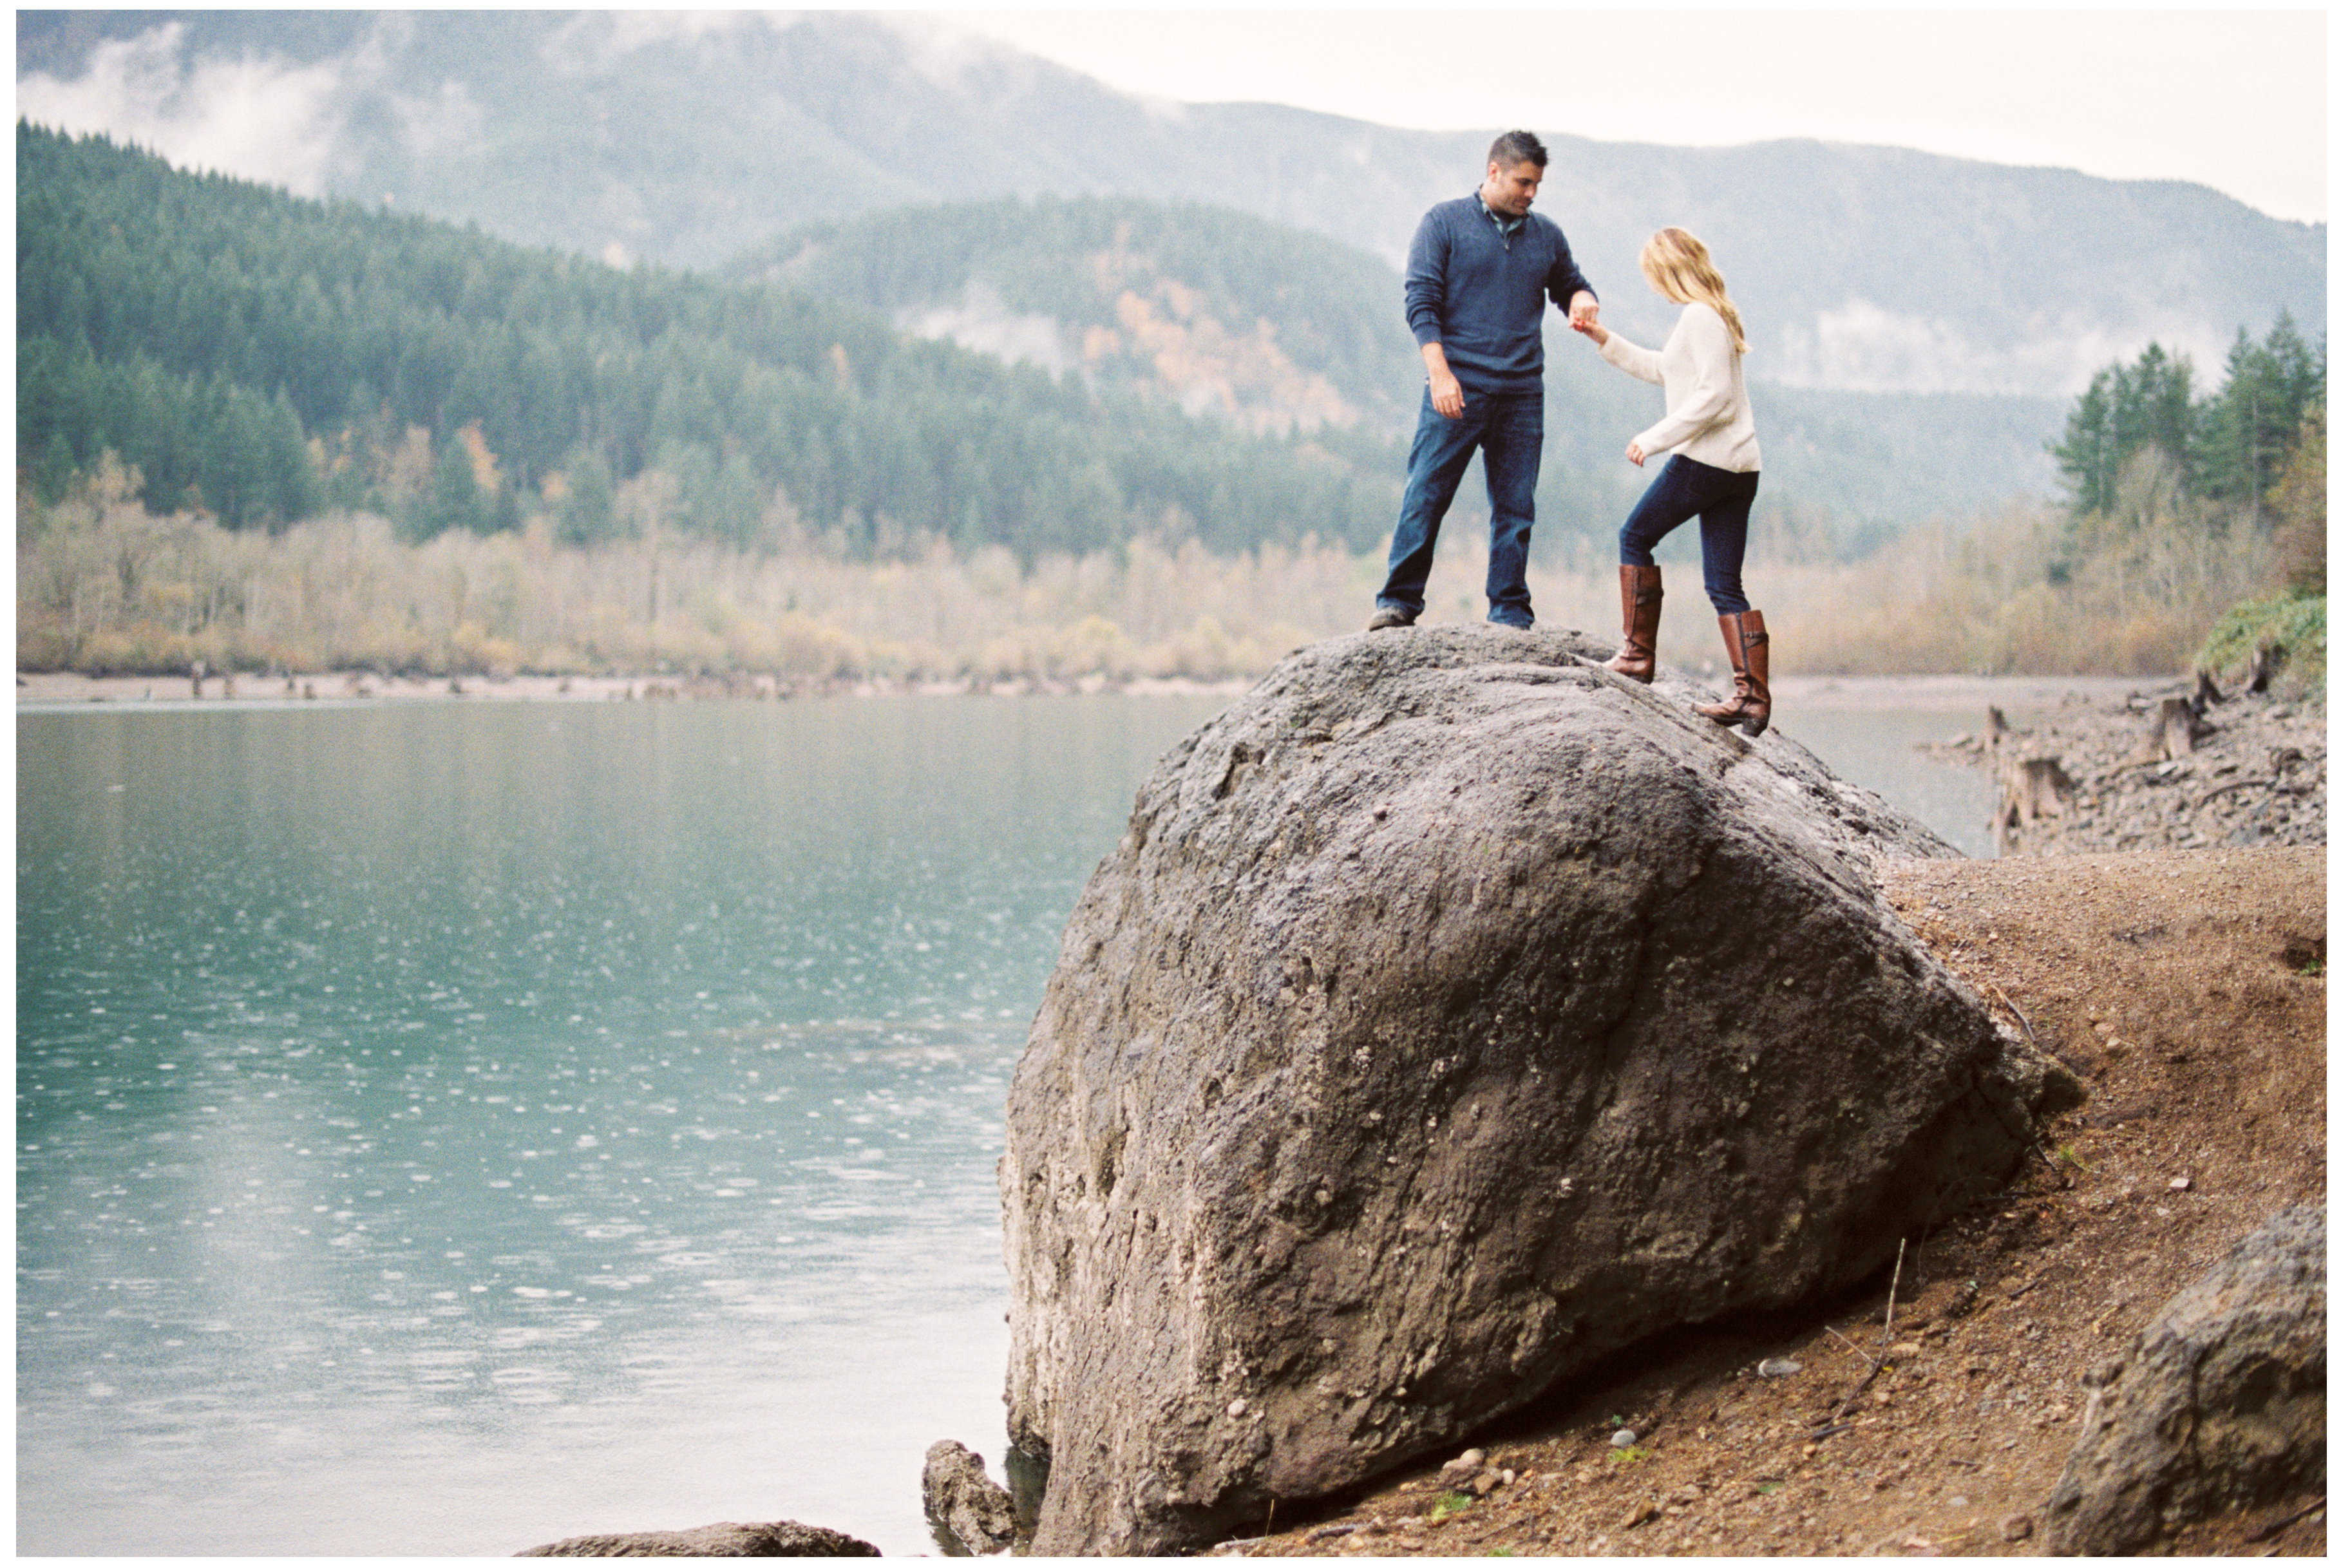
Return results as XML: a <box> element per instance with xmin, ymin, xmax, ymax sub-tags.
<box><xmin>1631</xmin><ymin>305</ymin><xmax>1736</xmax><ymax>454</ymax></box>
<box><xmin>1580</xmin><ymin>320</ymin><xmax>1663</xmax><ymax>384</ymax></box>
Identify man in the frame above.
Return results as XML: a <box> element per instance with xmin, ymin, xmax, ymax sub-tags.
<box><xmin>1369</xmin><ymin>131</ymin><xmax>1599</xmax><ymax>631</ymax></box>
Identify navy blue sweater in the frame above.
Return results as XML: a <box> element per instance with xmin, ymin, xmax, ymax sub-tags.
<box><xmin>1405</xmin><ymin>195</ymin><xmax>1596</xmax><ymax>395</ymax></box>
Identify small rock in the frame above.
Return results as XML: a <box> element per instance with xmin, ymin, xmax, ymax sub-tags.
<box><xmin>1758</xmin><ymin>1357</ymin><xmax>1803</xmax><ymax>1378</ymax></box>
<box><xmin>2000</xmin><ymin>1512</ymin><xmax>2034</xmax><ymax>1542</ymax></box>
<box><xmin>922</xmin><ymin>1439</ymin><xmax>1018</xmax><ymax>1555</ymax></box>
<box><xmin>1226</xmin><ymin>1398</ymin><xmax>1247</xmax><ymax>1417</ymax></box>
<box><xmin>1885</xmin><ymin>1341</ymin><xmax>1923</xmax><ymax>1359</ymax></box>
<box><xmin>1623</xmin><ymin>1499</ymin><xmax>1660</xmax><ymax>1529</ymax></box>
<box><xmin>1610</xmin><ymin>1429</ymin><xmax>1639</xmax><ymax>1449</ymax></box>
<box><xmin>518</xmin><ymin>1522</ymin><xmax>879</xmax><ymax>1556</ymax></box>
<box><xmin>2168</xmin><ymin>1176</ymin><xmax>2192</xmax><ymax>1191</ymax></box>
<box><xmin>1436</xmin><ymin>1448</ymin><xmax>1486</xmax><ymax>1484</ymax></box>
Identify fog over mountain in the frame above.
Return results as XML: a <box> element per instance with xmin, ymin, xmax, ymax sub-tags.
<box><xmin>17</xmin><ymin>10</ymin><xmax>2324</xmax><ymax>399</ymax></box>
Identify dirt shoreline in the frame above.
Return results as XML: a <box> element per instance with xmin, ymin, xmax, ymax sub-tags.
<box><xmin>1210</xmin><ymin>845</ymin><xmax>2326</xmax><ymax>1559</ymax></box>
<box><xmin>12</xmin><ymin>668</ymin><xmax>1256</xmax><ymax>707</ymax></box>
<box><xmin>15</xmin><ymin>669</ymin><xmax>2147</xmax><ymax>712</ymax></box>
<box><xmin>1919</xmin><ymin>680</ymin><xmax>2326</xmax><ymax>855</ymax></box>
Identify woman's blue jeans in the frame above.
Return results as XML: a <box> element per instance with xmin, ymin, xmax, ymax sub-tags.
<box><xmin>1619</xmin><ymin>455</ymin><xmax>1761</xmax><ymax>614</ymax></box>
<box><xmin>1376</xmin><ymin>387</ymin><xmax>1543</xmax><ymax>628</ymax></box>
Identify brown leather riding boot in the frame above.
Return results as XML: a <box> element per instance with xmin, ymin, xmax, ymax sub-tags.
<box><xmin>1602</xmin><ymin>565</ymin><xmax>1663</xmax><ymax>683</ymax></box>
<box><xmin>1695</xmin><ymin>610</ymin><xmax>1772</xmax><ymax>736</ymax></box>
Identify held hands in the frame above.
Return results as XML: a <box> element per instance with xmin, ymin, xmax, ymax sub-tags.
<box><xmin>1568</xmin><ymin>292</ymin><xmax>1607</xmax><ymax>345</ymax></box>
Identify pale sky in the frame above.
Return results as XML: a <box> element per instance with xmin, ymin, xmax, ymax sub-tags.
<box><xmin>938</xmin><ymin>8</ymin><xmax>2329</xmax><ymax>223</ymax></box>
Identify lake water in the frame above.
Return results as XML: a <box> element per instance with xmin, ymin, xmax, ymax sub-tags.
<box><xmin>17</xmin><ymin>688</ymin><xmax>2018</xmax><ymax>1554</ymax></box>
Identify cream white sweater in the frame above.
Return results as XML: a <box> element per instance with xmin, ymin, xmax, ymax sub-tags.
<box><xmin>1597</xmin><ymin>301</ymin><xmax>1761</xmax><ymax>473</ymax></box>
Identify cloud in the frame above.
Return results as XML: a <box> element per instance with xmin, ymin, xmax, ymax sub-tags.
<box><xmin>539</xmin><ymin>10</ymin><xmax>775</xmax><ymax>76</ymax></box>
<box><xmin>898</xmin><ymin>283</ymin><xmax>1075</xmax><ymax>378</ymax></box>
<box><xmin>15</xmin><ymin>21</ymin><xmax>350</xmax><ymax>195</ymax></box>
<box><xmin>1766</xmin><ymin>300</ymin><xmax>2239</xmax><ymax>398</ymax></box>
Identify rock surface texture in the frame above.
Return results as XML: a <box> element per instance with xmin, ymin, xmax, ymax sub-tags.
<box><xmin>922</xmin><ymin>1439</ymin><xmax>1018</xmax><ymax>1554</ymax></box>
<box><xmin>516</xmin><ymin>1521</ymin><xmax>879</xmax><ymax>1556</ymax></box>
<box><xmin>2043</xmin><ymin>1204</ymin><xmax>2327</xmax><ymax>1554</ymax></box>
<box><xmin>1000</xmin><ymin>625</ymin><xmax>2080</xmax><ymax>1554</ymax></box>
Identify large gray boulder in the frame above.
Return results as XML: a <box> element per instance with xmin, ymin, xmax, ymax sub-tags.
<box><xmin>2043</xmin><ymin>1205</ymin><xmax>2326</xmax><ymax>1554</ymax></box>
<box><xmin>1000</xmin><ymin>625</ymin><xmax>2079</xmax><ymax>1554</ymax></box>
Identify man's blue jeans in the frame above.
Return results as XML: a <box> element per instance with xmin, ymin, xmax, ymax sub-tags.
<box><xmin>1376</xmin><ymin>386</ymin><xmax>1543</xmax><ymax>628</ymax></box>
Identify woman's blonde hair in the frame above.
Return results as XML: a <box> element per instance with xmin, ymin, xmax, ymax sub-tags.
<box><xmin>1639</xmin><ymin>227</ymin><xmax>1748</xmax><ymax>355</ymax></box>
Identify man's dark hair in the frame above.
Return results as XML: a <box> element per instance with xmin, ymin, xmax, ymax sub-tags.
<box><xmin>1488</xmin><ymin>130</ymin><xmax>1548</xmax><ymax>170</ymax></box>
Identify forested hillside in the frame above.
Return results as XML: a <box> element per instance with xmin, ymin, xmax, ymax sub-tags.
<box><xmin>737</xmin><ymin>195</ymin><xmax>1425</xmax><ymax>436</ymax></box>
<box><xmin>15</xmin><ymin>124</ymin><xmax>1399</xmax><ymax>554</ymax></box>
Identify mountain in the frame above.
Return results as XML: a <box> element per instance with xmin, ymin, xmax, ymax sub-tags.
<box><xmin>17</xmin><ymin>10</ymin><xmax>2325</xmax><ymax>399</ymax></box>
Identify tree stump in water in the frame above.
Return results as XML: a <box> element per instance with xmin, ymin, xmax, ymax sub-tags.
<box><xmin>1984</xmin><ymin>704</ymin><xmax>2012</xmax><ymax>753</ymax></box>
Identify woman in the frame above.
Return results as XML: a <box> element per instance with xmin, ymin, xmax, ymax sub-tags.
<box><xmin>1571</xmin><ymin>227</ymin><xmax>1770</xmax><ymax>736</ymax></box>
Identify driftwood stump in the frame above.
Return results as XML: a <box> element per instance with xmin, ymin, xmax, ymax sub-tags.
<box><xmin>2246</xmin><ymin>641</ymin><xmax>2286</xmax><ymax>694</ymax></box>
<box><xmin>2136</xmin><ymin>696</ymin><xmax>2206</xmax><ymax>762</ymax></box>
<box><xmin>2193</xmin><ymin>668</ymin><xmax>2224</xmax><ymax>708</ymax></box>
<box><xmin>1984</xmin><ymin>704</ymin><xmax>2012</xmax><ymax>753</ymax></box>
<box><xmin>1994</xmin><ymin>755</ymin><xmax>2076</xmax><ymax>852</ymax></box>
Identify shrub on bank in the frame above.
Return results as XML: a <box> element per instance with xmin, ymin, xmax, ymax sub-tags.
<box><xmin>2198</xmin><ymin>594</ymin><xmax>2327</xmax><ymax>697</ymax></box>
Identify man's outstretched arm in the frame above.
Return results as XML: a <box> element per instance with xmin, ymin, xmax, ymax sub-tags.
<box><xmin>1546</xmin><ymin>226</ymin><xmax>1599</xmax><ymax>330</ymax></box>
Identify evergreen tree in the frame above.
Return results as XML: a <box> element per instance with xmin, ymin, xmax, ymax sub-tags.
<box><xmin>2197</xmin><ymin>314</ymin><xmax>2326</xmax><ymax>521</ymax></box>
<box><xmin>415</xmin><ymin>439</ymin><xmax>483</xmax><ymax>541</ymax></box>
<box><xmin>2056</xmin><ymin>321</ymin><xmax>2326</xmax><ymax>525</ymax></box>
